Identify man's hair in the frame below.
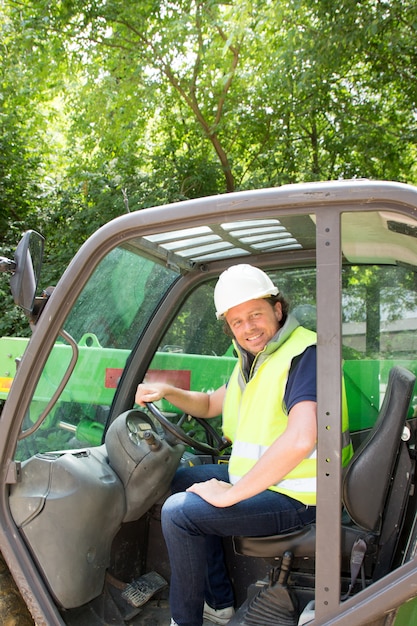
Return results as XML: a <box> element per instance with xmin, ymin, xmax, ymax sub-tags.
<box><xmin>222</xmin><ymin>293</ymin><xmax>289</xmax><ymax>337</ymax></box>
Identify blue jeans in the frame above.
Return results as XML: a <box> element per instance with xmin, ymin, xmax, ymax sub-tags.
<box><xmin>161</xmin><ymin>464</ymin><xmax>316</xmax><ymax>626</ymax></box>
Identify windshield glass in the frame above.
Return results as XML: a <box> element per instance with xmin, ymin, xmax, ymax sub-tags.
<box><xmin>64</xmin><ymin>246</ymin><xmax>178</xmax><ymax>349</ymax></box>
<box><xmin>15</xmin><ymin>246</ymin><xmax>179</xmax><ymax>460</ymax></box>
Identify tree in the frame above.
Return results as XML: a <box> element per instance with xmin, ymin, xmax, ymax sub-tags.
<box><xmin>2</xmin><ymin>0</ymin><xmax>417</xmax><ymax>337</ymax></box>
<box><xmin>0</xmin><ymin>5</ymin><xmax>43</xmax><ymax>244</ymax></box>
<box><xmin>6</xmin><ymin>0</ymin><xmax>417</xmax><ymax>199</ymax></box>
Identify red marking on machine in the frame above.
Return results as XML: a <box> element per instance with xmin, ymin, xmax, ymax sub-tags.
<box><xmin>105</xmin><ymin>368</ymin><xmax>191</xmax><ymax>390</ymax></box>
<box><xmin>145</xmin><ymin>369</ymin><xmax>191</xmax><ymax>390</ymax></box>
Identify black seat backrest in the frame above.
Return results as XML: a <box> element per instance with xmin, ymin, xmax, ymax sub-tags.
<box><xmin>342</xmin><ymin>365</ymin><xmax>416</xmax><ymax>533</ymax></box>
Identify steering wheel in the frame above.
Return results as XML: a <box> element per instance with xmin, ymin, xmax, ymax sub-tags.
<box><xmin>145</xmin><ymin>402</ymin><xmax>231</xmax><ymax>456</ymax></box>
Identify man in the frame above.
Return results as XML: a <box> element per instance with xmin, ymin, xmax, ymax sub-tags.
<box><xmin>135</xmin><ymin>264</ymin><xmax>352</xmax><ymax>626</ymax></box>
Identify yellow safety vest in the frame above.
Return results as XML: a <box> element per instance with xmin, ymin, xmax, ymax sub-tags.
<box><xmin>223</xmin><ymin>325</ymin><xmax>352</xmax><ymax>506</ymax></box>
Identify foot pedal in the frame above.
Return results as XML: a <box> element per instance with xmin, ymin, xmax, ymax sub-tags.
<box><xmin>122</xmin><ymin>571</ymin><xmax>167</xmax><ymax>607</ymax></box>
<box><xmin>107</xmin><ymin>571</ymin><xmax>167</xmax><ymax>621</ymax></box>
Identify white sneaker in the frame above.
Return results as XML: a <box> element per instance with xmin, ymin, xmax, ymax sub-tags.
<box><xmin>170</xmin><ymin>620</ymin><xmax>179</xmax><ymax>626</ymax></box>
<box><xmin>203</xmin><ymin>602</ymin><xmax>235</xmax><ymax>625</ymax></box>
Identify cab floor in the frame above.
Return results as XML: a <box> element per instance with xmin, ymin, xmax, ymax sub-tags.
<box><xmin>63</xmin><ymin>595</ymin><xmax>216</xmax><ymax>626</ymax></box>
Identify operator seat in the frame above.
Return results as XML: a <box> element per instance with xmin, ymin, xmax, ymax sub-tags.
<box><xmin>233</xmin><ymin>365</ymin><xmax>416</xmax><ymax>589</ymax></box>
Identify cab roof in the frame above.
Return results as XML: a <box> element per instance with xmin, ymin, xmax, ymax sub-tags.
<box><xmin>126</xmin><ymin>180</ymin><xmax>417</xmax><ymax>271</ymax></box>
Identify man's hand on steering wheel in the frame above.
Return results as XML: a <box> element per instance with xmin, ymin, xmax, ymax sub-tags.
<box><xmin>145</xmin><ymin>402</ymin><xmax>230</xmax><ymax>456</ymax></box>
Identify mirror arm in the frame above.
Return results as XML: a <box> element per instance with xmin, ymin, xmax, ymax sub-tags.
<box><xmin>0</xmin><ymin>257</ymin><xmax>16</xmax><ymax>273</ymax></box>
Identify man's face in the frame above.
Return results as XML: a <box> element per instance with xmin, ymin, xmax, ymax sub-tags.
<box><xmin>225</xmin><ymin>298</ymin><xmax>282</xmax><ymax>355</ymax></box>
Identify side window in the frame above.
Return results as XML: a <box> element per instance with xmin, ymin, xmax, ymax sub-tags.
<box><xmin>270</xmin><ymin>268</ymin><xmax>317</xmax><ymax>330</ymax></box>
<box><xmin>342</xmin><ymin>264</ymin><xmax>417</xmax><ymax>432</ymax></box>
<box><xmin>161</xmin><ymin>280</ymin><xmax>231</xmax><ymax>356</ymax></box>
<box><xmin>342</xmin><ymin>265</ymin><xmax>417</xmax><ymax>360</ymax></box>
<box><xmin>146</xmin><ymin>280</ymin><xmax>237</xmax><ymax>419</ymax></box>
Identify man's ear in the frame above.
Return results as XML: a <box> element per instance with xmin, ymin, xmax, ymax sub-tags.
<box><xmin>274</xmin><ymin>301</ymin><xmax>283</xmax><ymax>321</ymax></box>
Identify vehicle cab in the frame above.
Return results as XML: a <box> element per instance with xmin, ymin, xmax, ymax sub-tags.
<box><xmin>1</xmin><ymin>180</ymin><xmax>417</xmax><ymax>625</ymax></box>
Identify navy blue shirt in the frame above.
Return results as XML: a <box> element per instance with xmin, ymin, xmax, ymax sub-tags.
<box><xmin>284</xmin><ymin>345</ymin><xmax>317</xmax><ymax>413</ymax></box>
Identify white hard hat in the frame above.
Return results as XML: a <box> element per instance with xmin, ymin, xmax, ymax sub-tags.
<box><xmin>214</xmin><ymin>264</ymin><xmax>279</xmax><ymax>319</ymax></box>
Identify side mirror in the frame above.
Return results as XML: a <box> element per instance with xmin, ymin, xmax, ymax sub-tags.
<box><xmin>10</xmin><ymin>230</ymin><xmax>44</xmax><ymax>314</ymax></box>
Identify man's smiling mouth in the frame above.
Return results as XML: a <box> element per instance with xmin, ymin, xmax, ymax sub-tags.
<box><xmin>247</xmin><ymin>333</ymin><xmax>262</xmax><ymax>342</ymax></box>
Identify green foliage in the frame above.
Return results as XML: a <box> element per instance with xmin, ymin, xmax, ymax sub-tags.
<box><xmin>2</xmin><ymin>0</ymin><xmax>417</xmax><ymax>335</ymax></box>
<box><xmin>0</xmin><ymin>15</ymin><xmax>42</xmax><ymax>244</ymax></box>
<box><xmin>0</xmin><ymin>287</ymin><xmax>30</xmax><ymax>337</ymax></box>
